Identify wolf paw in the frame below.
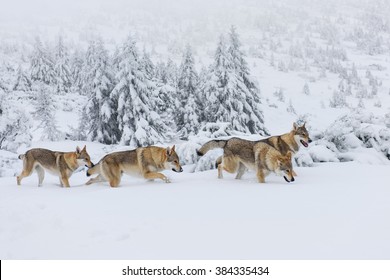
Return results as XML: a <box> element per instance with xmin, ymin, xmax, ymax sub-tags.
<box><xmin>163</xmin><ymin>177</ymin><xmax>171</xmax><ymax>183</ymax></box>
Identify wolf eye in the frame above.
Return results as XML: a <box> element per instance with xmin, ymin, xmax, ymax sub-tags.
<box><xmin>286</xmin><ymin>169</ymin><xmax>290</xmax><ymax>173</ymax></box>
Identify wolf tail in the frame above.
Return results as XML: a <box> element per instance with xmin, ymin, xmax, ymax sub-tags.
<box><xmin>18</xmin><ymin>154</ymin><xmax>26</xmax><ymax>160</ymax></box>
<box><xmin>86</xmin><ymin>162</ymin><xmax>100</xmax><ymax>177</ymax></box>
<box><xmin>196</xmin><ymin>139</ymin><xmax>227</xmax><ymax>156</ymax></box>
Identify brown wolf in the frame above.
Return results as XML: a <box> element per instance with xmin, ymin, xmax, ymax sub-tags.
<box><xmin>85</xmin><ymin>145</ymin><xmax>183</xmax><ymax>187</ymax></box>
<box><xmin>254</xmin><ymin>142</ymin><xmax>294</xmax><ymax>183</ymax></box>
<box><xmin>17</xmin><ymin>146</ymin><xmax>93</xmax><ymax>187</ymax></box>
<box><xmin>197</xmin><ymin>123</ymin><xmax>311</xmax><ymax>180</ymax></box>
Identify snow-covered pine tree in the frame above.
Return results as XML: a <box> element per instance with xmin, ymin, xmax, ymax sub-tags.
<box><xmin>287</xmin><ymin>99</ymin><xmax>297</xmax><ymax>114</ymax></box>
<box><xmin>112</xmin><ymin>35</ymin><xmax>170</xmax><ymax>146</ymax></box>
<box><xmin>201</xmin><ymin>32</ymin><xmax>268</xmax><ymax>136</ymax></box>
<box><xmin>165</xmin><ymin>58</ymin><xmax>179</xmax><ymax>87</ymax></box>
<box><xmin>227</xmin><ymin>27</ymin><xmax>268</xmax><ymax>135</ymax></box>
<box><xmin>303</xmin><ymin>82</ymin><xmax>310</xmax><ymax>95</ymax></box>
<box><xmin>70</xmin><ymin>49</ymin><xmax>84</xmax><ymax>93</ymax></box>
<box><xmin>33</xmin><ymin>82</ymin><xmax>61</xmax><ymax>141</ymax></box>
<box><xmin>30</xmin><ymin>37</ymin><xmax>55</xmax><ymax>85</ymax></box>
<box><xmin>273</xmin><ymin>88</ymin><xmax>285</xmax><ymax>102</ymax></box>
<box><xmin>13</xmin><ymin>65</ymin><xmax>31</xmax><ymax>91</ymax></box>
<box><xmin>141</xmin><ymin>48</ymin><xmax>156</xmax><ymax>81</ymax></box>
<box><xmin>83</xmin><ymin>39</ymin><xmax>119</xmax><ymax>144</ymax></box>
<box><xmin>0</xmin><ymin>90</ymin><xmax>32</xmax><ymax>152</ymax></box>
<box><xmin>329</xmin><ymin>90</ymin><xmax>348</xmax><ymax>108</ymax></box>
<box><xmin>176</xmin><ymin>45</ymin><xmax>200</xmax><ymax>139</ymax></box>
<box><xmin>349</xmin><ymin>63</ymin><xmax>361</xmax><ymax>86</ymax></box>
<box><xmin>54</xmin><ymin>35</ymin><xmax>72</xmax><ymax>94</ymax></box>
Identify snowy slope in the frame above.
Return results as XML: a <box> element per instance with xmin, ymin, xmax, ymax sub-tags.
<box><xmin>1</xmin><ymin>141</ymin><xmax>389</xmax><ymax>259</ymax></box>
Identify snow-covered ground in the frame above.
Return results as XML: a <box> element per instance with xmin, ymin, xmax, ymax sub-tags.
<box><xmin>1</xmin><ymin>143</ymin><xmax>389</xmax><ymax>259</ymax></box>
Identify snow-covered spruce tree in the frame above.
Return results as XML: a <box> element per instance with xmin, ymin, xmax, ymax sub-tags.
<box><xmin>329</xmin><ymin>90</ymin><xmax>348</xmax><ymax>108</ymax></box>
<box><xmin>33</xmin><ymin>82</ymin><xmax>61</xmax><ymax>141</ymax></box>
<box><xmin>201</xmin><ymin>29</ymin><xmax>268</xmax><ymax>135</ymax></box>
<box><xmin>303</xmin><ymin>82</ymin><xmax>310</xmax><ymax>95</ymax></box>
<box><xmin>141</xmin><ymin>49</ymin><xmax>156</xmax><ymax>81</ymax></box>
<box><xmin>0</xmin><ymin>93</ymin><xmax>32</xmax><ymax>152</ymax></box>
<box><xmin>30</xmin><ymin>37</ymin><xmax>55</xmax><ymax>85</ymax></box>
<box><xmin>112</xmin><ymin>35</ymin><xmax>170</xmax><ymax>146</ymax></box>
<box><xmin>83</xmin><ymin>39</ymin><xmax>119</xmax><ymax>144</ymax></box>
<box><xmin>158</xmin><ymin>58</ymin><xmax>178</xmax><ymax>87</ymax></box>
<box><xmin>70</xmin><ymin>49</ymin><xmax>84</xmax><ymax>93</ymax></box>
<box><xmin>13</xmin><ymin>65</ymin><xmax>31</xmax><ymax>91</ymax></box>
<box><xmin>53</xmin><ymin>35</ymin><xmax>72</xmax><ymax>94</ymax></box>
<box><xmin>176</xmin><ymin>45</ymin><xmax>200</xmax><ymax>139</ymax></box>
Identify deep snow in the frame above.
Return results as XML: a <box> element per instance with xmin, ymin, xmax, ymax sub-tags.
<box><xmin>1</xmin><ymin>154</ymin><xmax>389</xmax><ymax>259</ymax></box>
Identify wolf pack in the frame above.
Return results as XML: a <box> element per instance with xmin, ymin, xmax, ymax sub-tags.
<box><xmin>16</xmin><ymin>123</ymin><xmax>311</xmax><ymax>188</ymax></box>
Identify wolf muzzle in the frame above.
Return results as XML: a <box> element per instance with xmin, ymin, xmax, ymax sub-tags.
<box><xmin>173</xmin><ymin>167</ymin><xmax>183</xmax><ymax>173</ymax></box>
<box><xmin>284</xmin><ymin>176</ymin><xmax>295</xmax><ymax>183</ymax></box>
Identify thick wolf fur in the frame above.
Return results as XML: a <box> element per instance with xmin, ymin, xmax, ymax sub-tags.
<box><xmin>254</xmin><ymin>143</ymin><xmax>294</xmax><ymax>183</ymax></box>
<box><xmin>85</xmin><ymin>145</ymin><xmax>183</xmax><ymax>187</ymax></box>
<box><xmin>17</xmin><ymin>146</ymin><xmax>93</xmax><ymax>187</ymax></box>
<box><xmin>197</xmin><ymin>123</ymin><xmax>311</xmax><ymax>180</ymax></box>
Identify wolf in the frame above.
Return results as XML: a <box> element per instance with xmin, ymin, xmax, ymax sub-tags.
<box><xmin>85</xmin><ymin>145</ymin><xmax>183</xmax><ymax>187</ymax></box>
<box><xmin>197</xmin><ymin>123</ymin><xmax>311</xmax><ymax>180</ymax></box>
<box><xmin>17</xmin><ymin>146</ymin><xmax>93</xmax><ymax>187</ymax></box>
<box><xmin>254</xmin><ymin>142</ymin><xmax>294</xmax><ymax>183</ymax></box>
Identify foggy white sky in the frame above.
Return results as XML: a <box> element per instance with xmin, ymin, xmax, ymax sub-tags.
<box><xmin>0</xmin><ymin>0</ymin><xmax>387</xmax><ymax>51</ymax></box>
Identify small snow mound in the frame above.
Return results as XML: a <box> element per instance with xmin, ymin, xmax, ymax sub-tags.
<box><xmin>308</xmin><ymin>145</ymin><xmax>340</xmax><ymax>163</ymax></box>
<box><xmin>194</xmin><ymin>149</ymin><xmax>223</xmax><ymax>172</ymax></box>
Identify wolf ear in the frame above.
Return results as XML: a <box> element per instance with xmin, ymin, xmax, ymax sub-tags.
<box><xmin>303</xmin><ymin>122</ymin><xmax>306</xmax><ymax>128</ymax></box>
<box><xmin>82</xmin><ymin>145</ymin><xmax>87</xmax><ymax>151</ymax></box>
<box><xmin>166</xmin><ymin>147</ymin><xmax>171</xmax><ymax>156</ymax></box>
<box><xmin>293</xmin><ymin>122</ymin><xmax>298</xmax><ymax>131</ymax></box>
<box><xmin>171</xmin><ymin>145</ymin><xmax>176</xmax><ymax>152</ymax></box>
<box><xmin>76</xmin><ymin>146</ymin><xmax>81</xmax><ymax>154</ymax></box>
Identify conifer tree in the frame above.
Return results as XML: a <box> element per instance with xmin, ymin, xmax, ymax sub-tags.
<box><xmin>112</xmin><ymin>35</ymin><xmax>170</xmax><ymax>146</ymax></box>
<box><xmin>70</xmin><ymin>49</ymin><xmax>84</xmax><ymax>92</ymax></box>
<box><xmin>176</xmin><ymin>45</ymin><xmax>200</xmax><ymax>139</ymax></box>
<box><xmin>33</xmin><ymin>83</ymin><xmax>61</xmax><ymax>141</ymax></box>
<box><xmin>30</xmin><ymin>37</ymin><xmax>55</xmax><ymax>85</ymax></box>
<box><xmin>54</xmin><ymin>35</ymin><xmax>71</xmax><ymax>94</ymax></box>
<box><xmin>303</xmin><ymin>82</ymin><xmax>310</xmax><ymax>95</ymax></box>
<box><xmin>13</xmin><ymin>65</ymin><xmax>31</xmax><ymax>91</ymax></box>
<box><xmin>83</xmin><ymin>39</ymin><xmax>119</xmax><ymax>144</ymax></box>
<box><xmin>200</xmin><ymin>28</ymin><xmax>268</xmax><ymax>135</ymax></box>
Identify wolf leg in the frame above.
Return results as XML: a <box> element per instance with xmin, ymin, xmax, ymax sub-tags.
<box><xmin>256</xmin><ymin>168</ymin><xmax>266</xmax><ymax>183</ymax></box>
<box><xmin>16</xmin><ymin>159</ymin><xmax>35</xmax><ymax>186</ymax></box>
<box><xmin>215</xmin><ymin>156</ymin><xmax>222</xmax><ymax>168</ymax></box>
<box><xmin>35</xmin><ymin>165</ymin><xmax>45</xmax><ymax>187</ymax></box>
<box><xmin>217</xmin><ymin>162</ymin><xmax>224</xmax><ymax>179</ymax></box>
<box><xmin>143</xmin><ymin>172</ymin><xmax>170</xmax><ymax>183</ymax></box>
<box><xmin>59</xmin><ymin>170</ymin><xmax>71</xmax><ymax>188</ymax></box>
<box><xmin>235</xmin><ymin>163</ymin><xmax>246</xmax><ymax>179</ymax></box>
<box><xmin>101</xmin><ymin>163</ymin><xmax>122</xmax><ymax>187</ymax></box>
<box><xmin>86</xmin><ymin>174</ymin><xmax>106</xmax><ymax>185</ymax></box>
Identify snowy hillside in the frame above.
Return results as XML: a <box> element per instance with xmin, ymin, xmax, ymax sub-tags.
<box><xmin>1</xmin><ymin>0</ymin><xmax>390</xmax><ymax>259</ymax></box>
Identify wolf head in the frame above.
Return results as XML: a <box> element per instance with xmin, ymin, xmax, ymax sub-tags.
<box><xmin>76</xmin><ymin>146</ymin><xmax>94</xmax><ymax>168</ymax></box>
<box><xmin>293</xmin><ymin>122</ymin><xmax>312</xmax><ymax>148</ymax></box>
<box><xmin>165</xmin><ymin>145</ymin><xmax>183</xmax><ymax>173</ymax></box>
<box><xmin>277</xmin><ymin>151</ymin><xmax>295</xmax><ymax>183</ymax></box>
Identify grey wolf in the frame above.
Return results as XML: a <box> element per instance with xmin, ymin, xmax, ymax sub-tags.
<box><xmin>197</xmin><ymin>123</ymin><xmax>311</xmax><ymax>181</ymax></box>
<box><xmin>17</xmin><ymin>146</ymin><xmax>93</xmax><ymax>187</ymax></box>
<box><xmin>86</xmin><ymin>145</ymin><xmax>183</xmax><ymax>187</ymax></box>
